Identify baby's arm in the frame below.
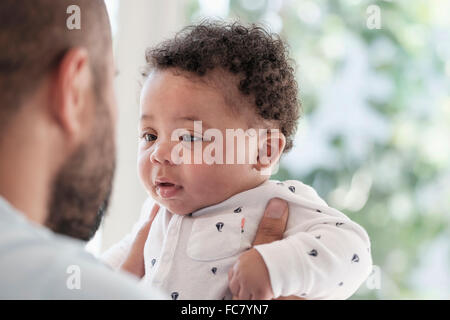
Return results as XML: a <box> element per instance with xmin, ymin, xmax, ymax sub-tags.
<box><xmin>100</xmin><ymin>197</ymin><xmax>156</xmax><ymax>270</ymax></box>
<box><xmin>100</xmin><ymin>233</ymin><xmax>133</xmax><ymax>270</ymax></box>
<box><xmin>253</xmin><ymin>204</ymin><xmax>372</xmax><ymax>299</ymax></box>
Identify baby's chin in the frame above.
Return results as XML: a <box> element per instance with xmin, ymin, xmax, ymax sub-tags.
<box><xmin>147</xmin><ymin>189</ymin><xmax>192</xmax><ymax>215</ymax></box>
<box><xmin>167</xmin><ymin>207</ymin><xmax>194</xmax><ymax>216</ymax></box>
<box><xmin>153</xmin><ymin>199</ymin><xmax>196</xmax><ymax>216</ymax></box>
<box><xmin>157</xmin><ymin>198</ymin><xmax>219</xmax><ymax>216</ymax></box>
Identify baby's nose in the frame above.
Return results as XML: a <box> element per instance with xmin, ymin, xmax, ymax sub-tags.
<box><xmin>150</xmin><ymin>141</ymin><xmax>177</xmax><ymax>165</ymax></box>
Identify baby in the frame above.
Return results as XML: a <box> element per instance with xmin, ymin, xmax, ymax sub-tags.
<box><xmin>102</xmin><ymin>22</ymin><xmax>372</xmax><ymax>300</ymax></box>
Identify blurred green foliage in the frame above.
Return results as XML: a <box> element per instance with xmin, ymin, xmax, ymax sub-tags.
<box><xmin>186</xmin><ymin>0</ymin><xmax>450</xmax><ymax>299</ymax></box>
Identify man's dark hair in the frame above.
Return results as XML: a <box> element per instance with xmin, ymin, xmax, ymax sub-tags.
<box><xmin>144</xmin><ymin>21</ymin><xmax>301</xmax><ymax>153</ymax></box>
<box><xmin>0</xmin><ymin>0</ymin><xmax>111</xmax><ymax>130</ymax></box>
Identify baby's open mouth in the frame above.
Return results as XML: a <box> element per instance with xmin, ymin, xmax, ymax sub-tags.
<box><xmin>155</xmin><ymin>181</ymin><xmax>183</xmax><ymax>198</ymax></box>
<box><xmin>158</xmin><ymin>182</ymin><xmax>175</xmax><ymax>187</ymax></box>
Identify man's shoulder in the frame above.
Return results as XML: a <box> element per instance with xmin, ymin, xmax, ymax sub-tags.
<box><xmin>0</xmin><ymin>211</ymin><xmax>162</xmax><ymax>299</ymax></box>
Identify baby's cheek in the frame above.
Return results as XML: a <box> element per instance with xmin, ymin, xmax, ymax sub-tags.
<box><xmin>187</xmin><ymin>168</ymin><xmax>212</xmax><ymax>194</ymax></box>
<box><xmin>137</xmin><ymin>152</ymin><xmax>152</xmax><ymax>190</ymax></box>
<box><xmin>187</xmin><ymin>165</ymin><xmax>230</xmax><ymax>202</ymax></box>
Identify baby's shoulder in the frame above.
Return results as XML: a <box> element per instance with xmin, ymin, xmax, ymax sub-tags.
<box><xmin>268</xmin><ymin>179</ymin><xmax>328</xmax><ymax>207</ymax></box>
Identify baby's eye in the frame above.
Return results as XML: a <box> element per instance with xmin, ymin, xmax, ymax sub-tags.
<box><xmin>143</xmin><ymin>133</ymin><xmax>157</xmax><ymax>142</ymax></box>
<box><xmin>180</xmin><ymin>134</ymin><xmax>202</xmax><ymax>142</ymax></box>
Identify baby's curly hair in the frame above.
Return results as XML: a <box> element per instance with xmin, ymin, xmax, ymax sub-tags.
<box><xmin>143</xmin><ymin>21</ymin><xmax>300</xmax><ymax>153</ymax></box>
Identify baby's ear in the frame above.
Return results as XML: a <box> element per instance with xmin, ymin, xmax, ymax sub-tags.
<box><xmin>253</xmin><ymin>129</ymin><xmax>286</xmax><ymax>176</ymax></box>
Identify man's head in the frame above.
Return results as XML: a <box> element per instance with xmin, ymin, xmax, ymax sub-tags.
<box><xmin>0</xmin><ymin>0</ymin><xmax>117</xmax><ymax>240</ymax></box>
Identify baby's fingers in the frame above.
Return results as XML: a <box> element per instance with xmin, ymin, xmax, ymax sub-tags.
<box><xmin>228</xmin><ymin>276</ymin><xmax>240</xmax><ymax>298</ymax></box>
<box><xmin>228</xmin><ymin>267</ymin><xmax>244</xmax><ymax>299</ymax></box>
<box><xmin>251</xmin><ymin>288</ymin><xmax>273</xmax><ymax>300</ymax></box>
<box><xmin>229</xmin><ymin>273</ymin><xmax>252</xmax><ymax>300</ymax></box>
<box><xmin>237</xmin><ymin>287</ymin><xmax>251</xmax><ymax>300</ymax></box>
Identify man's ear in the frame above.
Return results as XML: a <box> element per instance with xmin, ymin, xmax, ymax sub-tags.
<box><xmin>49</xmin><ymin>48</ymin><xmax>93</xmax><ymax>147</ymax></box>
<box><xmin>253</xmin><ymin>129</ymin><xmax>286</xmax><ymax>175</ymax></box>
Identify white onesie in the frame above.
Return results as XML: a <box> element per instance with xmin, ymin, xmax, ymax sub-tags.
<box><xmin>102</xmin><ymin>179</ymin><xmax>373</xmax><ymax>300</ymax></box>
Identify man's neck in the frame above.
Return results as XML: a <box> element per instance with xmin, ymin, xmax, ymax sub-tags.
<box><xmin>0</xmin><ymin>129</ymin><xmax>53</xmax><ymax>225</ymax></box>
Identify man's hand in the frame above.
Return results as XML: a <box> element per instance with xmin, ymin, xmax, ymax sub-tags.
<box><xmin>228</xmin><ymin>197</ymin><xmax>305</xmax><ymax>300</ymax></box>
<box><xmin>119</xmin><ymin>203</ymin><xmax>160</xmax><ymax>278</ymax></box>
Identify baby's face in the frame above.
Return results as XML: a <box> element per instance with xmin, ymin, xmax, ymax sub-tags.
<box><xmin>138</xmin><ymin>70</ymin><xmax>263</xmax><ymax>215</ymax></box>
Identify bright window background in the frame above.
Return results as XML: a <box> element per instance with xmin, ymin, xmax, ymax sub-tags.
<box><xmin>90</xmin><ymin>0</ymin><xmax>450</xmax><ymax>299</ymax></box>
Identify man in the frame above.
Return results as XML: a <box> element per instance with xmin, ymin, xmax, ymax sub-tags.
<box><xmin>0</xmin><ymin>0</ymin><xmax>290</xmax><ymax>299</ymax></box>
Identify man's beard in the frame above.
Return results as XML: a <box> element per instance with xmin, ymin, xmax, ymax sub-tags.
<box><xmin>45</xmin><ymin>101</ymin><xmax>116</xmax><ymax>241</ymax></box>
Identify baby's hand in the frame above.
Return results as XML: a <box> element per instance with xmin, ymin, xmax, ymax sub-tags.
<box><xmin>228</xmin><ymin>248</ymin><xmax>274</xmax><ymax>300</ymax></box>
